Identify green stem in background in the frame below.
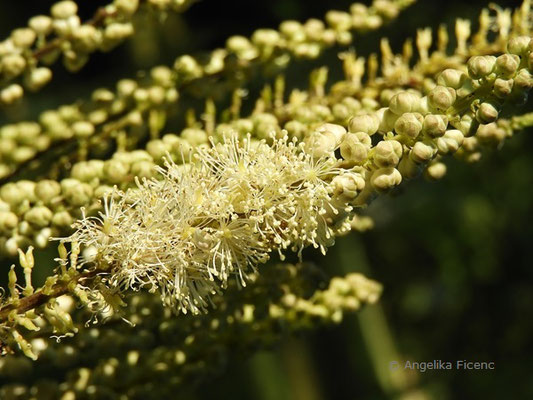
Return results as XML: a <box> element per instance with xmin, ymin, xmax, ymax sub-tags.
<box><xmin>335</xmin><ymin>235</ymin><xmax>430</xmax><ymax>399</ymax></box>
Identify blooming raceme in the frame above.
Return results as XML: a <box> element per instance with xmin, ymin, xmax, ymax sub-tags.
<box><xmin>65</xmin><ymin>131</ymin><xmax>362</xmax><ymax>314</ymax></box>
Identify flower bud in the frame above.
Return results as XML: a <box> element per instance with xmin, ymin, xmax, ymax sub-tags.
<box><xmin>61</xmin><ymin>179</ymin><xmax>93</xmax><ymax>206</ymax></box>
<box><xmin>0</xmin><ymin>211</ymin><xmax>18</xmax><ymax>232</ymax></box>
<box><xmin>377</xmin><ymin>108</ymin><xmax>398</xmax><ymax>134</ymax></box>
<box><xmin>2</xmin><ymin>54</ymin><xmax>26</xmax><ymax>79</ymax></box>
<box><xmin>24</xmin><ymin>206</ymin><xmax>53</xmax><ymax>227</ymax></box>
<box><xmin>507</xmin><ymin>36</ymin><xmax>531</xmax><ymax>56</ymax></box>
<box><xmin>316</xmin><ymin>123</ymin><xmax>346</xmax><ymax>146</ymax></box>
<box><xmin>476</xmin><ymin>123</ymin><xmax>507</xmax><ymax>145</ymax></box>
<box><xmin>11</xmin><ymin>28</ymin><xmax>36</xmax><ymax>48</ymax></box>
<box><xmin>495</xmin><ymin>54</ymin><xmax>520</xmax><ymax>79</ymax></box>
<box><xmin>340</xmin><ymin>134</ymin><xmax>368</xmax><ymax>164</ymax></box>
<box><xmin>476</xmin><ymin>102</ymin><xmax>499</xmax><ymax>124</ymax></box>
<box><xmin>394</xmin><ymin>112</ymin><xmax>423</xmax><ymax>139</ymax></box>
<box><xmin>330</xmin><ymin>172</ymin><xmax>365</xmax><ymax>201</ymax></box>
<box><xmin>72</xmin><ymin>160</ymin><xmax>104</xmax><ymax>182</ymax></box>
<box><xmin>305</xmin><ymin>131</ymin><xmax>337</xmax><ymax>158</ymax></box>
<box><xmin>373</xmin><ymin>140</ymin><xmax>403</xmax><ymax>168</ymax></box>
<box><xmin>422</xmin><ymin>114</ymin><xmax>448</xmax><ymax>137</ymax></box>
<box><xmin>104</xmin><ymin>159</ymin><xmax>130</xmax><ymax>183</ymax></box>
<box><xmin>437</xmin><ymin>69</ymin><xmax>467</xmax><ymax>89</ymax></box>
<box><xmin>388</xmin><ymin>92</ymin><xmax>420</xmax><ymax>115</ymax></box>
<box><xmin>349</xmin><ymin>113</ymin><xmax>380</xmax><ymax>135</ymax></box>
<box><xmin>493</xmin><ymin>78</ymin><xmax>514</xmax><ymax>98</ymax></box>
<box><xmin>29</xmin><ymin>15</ymin><xmax>53</xmax><ymax>35</ymax></box>
<box><xmin>436</xmin><ymin>129</ymin><xmax>464</xmax><ymax>154</ymax></box>
<box><xmin>467</xmin><ymin>55</ymin><xmax>496</xmax><ymax>79</ymax></box>
<box><xmin>51</xmin><ymin>1</ymin><xmax>78</xmax><ymax>19</ymax></box>
<box><xmin>371</xmin><ymin>167</ymin><xmax>402</xmax><ymax>191</ymax></box>
<box><xmin>35</xmin><ymin>180</ymin><xmax>61</xmax><ymax>203</ymax></box>
<box><xmin>410</xmin><ymin>141</ymin><xmax>437</xmax><ymax>163</ymax></box>
<box><xmin>428</xmin><ymin>85</ymin><xmax>456</xmax><ymax>111</ymax></box>
<box><xmin>425</xmin><ymin>162</ymin><xmax>447</xmax><ymax>180</ymax></box>
<box><xmin>52</xmin><ymin>210</ymin><xmax>73</xmax><ymax>227</ymax></box>
<box><xmin>24</xmin><ymin>67</ymin><xmax>53</xmax><ymax>91</ymax></box>
<box><xmin>72</xmin><ymin>121</ymin><xmax>95</xmax><ymax>138</ymax></box>
<box><xmin>181</xmin><ymin>128</ymin><xmax>208</xmax><ymax>146</ymax></box>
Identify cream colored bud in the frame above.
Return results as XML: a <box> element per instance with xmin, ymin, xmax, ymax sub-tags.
<box><xmin>104</xmin><ymin>159</ymin><xmax>130</xmax><ymax>183</ymax></box>
<box><xmin>437</xmin><ymin>69</ymin><xmax>467</xmax><ymax>89</ymax></box>
<box><xmin>51</xmin><ymin>1</ymin><xmax>78</xmax><ymax>19</ymax></box>
<box><xmin>495</xmin><ymin>54</ymin><xmax>520</xmax><ymax>78</ymax></box>
<box><xmin>371</xmin><ymin>167</ymin><xmax>402</xmax><ymax>191</ymax></box>
<box><xmin>467</xmin><ymin>55</ymin><xmax>496</xmax><ymax>79</ymax></box>
<box><xmin>72</xmin><ymin>121</ymin><xmax>95</xmax><ymax>138</ymax></box>
<box><xmin>425</xmin><ymin>162</ymin><xmax>447</xmax><ymax>180</ymax></box>
<box><xmin>24</xmin><ymin>206</ymin><xmax>53</xmax><ymax>227</ymax></box>
<box><xmin>476</xmin><ymin>102</ymin><xmax>499</xmax><ymax>124</ymax></box>
<box><xmin>348</xmin><ymin>113</ymin><xmax>380</xmax><ymax>135</ymax></box>
<box><xmin>0</xmin><ymin>211</ymin><xmax>18</xmax><ymax>232</ymax></box>
<box><xmin>151</xmin><ymin>66</ymin><xmax>174</xmax><ymax>87</ymax></box>
<box><xmin>436</xmin><ymin>129</ymin><xmax>464</xmax><ymax>154</ymax></box>
<box><xmin>377</xmin><ymin>108</ymin><xmax>398</xmax><ymax>134</ymax></box>
<box><xmin>147</xmin><ymin>139</ymin><xmax>169</xmax><ymax>161</ymax></box>
<box><xmin>72</xmin><ymin>160</ymin><xmax>104</xmax><ymax>182</ymax></box>
<box><xmin>476</xmin><ymin>123</ymin><xmax>507</xmax><ymax>145</ymax></box>
<box><xmin>35</xmin><ymin>180</ymin><xmax>61</xmax><ymax>203</ymax></box>
<box><xmin>174</xmin><ymin>55</ymin><xmax>203</xmax><ymax>80</ymax></box>
<box><xmin>115</xmin><ymin>0</ymin><xmax>140</xmax><ymax>15</ymax></box>
<box><xmin>117</xmin><ymin>79</ymin><xmax>138</xmax><ymax>97</ymax></box>
<box><xmin>422</xmin><ymin>114</ymin><xmax>448</xmax><ymax>137</ymax></box>
<box><xmin>148</xmin><ymin>86</ymin><xmax>166</xmax><ymax>105</ymax></box>
<box><xmin>2</xmin><ymin>54</ymin><xmax>26</xmax><ymax>79</ymax></box>
<box><xmin>493</xmin><ymin>78</ymin><xmax>514</xmax><ymax>98</ymax></box>
<box><xmin>104</xmin><ymin>22</ymin><xmax>134</xmax><ymax>42</ymax></box>
<box><xmin>25</xmin><ymin>67</ymin><xmax>52</xmax><ymax>91</ymax></box>
<box><xmin>316</xmin><ymin>123</ymin><xmax>346</xmax><ymax>145</ymax></box>
<box><xmin>11</xmin><ymin>28</ymin><xmax>36</xmax><ymax>48</ymax></box>
<box><xmin>226</xmin><ymin>36</ymin><xmax>258</xmax><ymax>60</ymax></box>
<box><xmin>388</xmin><ymin>92</ymin><xmax>420</xmax><ymax>115</ymax></box>
<box><xmin>513</xmin><ymin>69</ymin><xmax>533</xmax><ymax>90</ymax></box>
<box><xmin>52</xmin><ymin>210</ymin><xmax>73</xmax><ymax>227</ymax></box>
<box><xmin>394</xmin><ymin>112</ymin><xmax>423</xmax><ymax>139</ymax></box>
<box><xmin>305</xmin><ymin>131</ymin><xmax>337</xmax><ymax>158</ymax></box>
<box><xmin>507</xmin><ymin>36</ymin><xmax>531</xmax><ymax>55</ymax></box>
<box><xmin>181</xmin><ymin>128</ymin><xmax>208</xmax><ymax>146</ymax></box>
<box><xmin>428</xmin><ymin>85</ymin><xmax>456</xmax><ymax>111</ymax></box>
<box><xmin>29</xmin><ymin>15</ymin><xmax>53</xmax><ymax>35</ymax></box>
<box><xmin>410</xmin><ymin>141</ymin><xmax>437</xmax><ymax>163</ymax></box>
<box><xmin>71</xmin><ymin>25</ymin><xmax>102</xmax><ymax>52</ymax></box>
<box><xmin>0</xmin><ymin>183</ymin><xmax>24</xmax><ymax>206</ymax></box>
<box><xmin>61</xmin><ymin>179</ymin><xmax>93</xmax><ymax>206</ymax></box>
<box><xmin>373</xmin><ymin>140</ymin><xmax>403</xmax><ymax>168</ymax></box>
<box><xmin>331</xmin><ymin>173</ymin><xmax>365</xmax><ymax>201</ymax></box>
<box><xmin>326</xmin><ymin>10</ymin><xmax>352</xmax><ymax>31</ymax></box>
<box><xmin>340</xmin><ymin>134</ymin><xmax>369</xmax><ymax>164</ymax></box>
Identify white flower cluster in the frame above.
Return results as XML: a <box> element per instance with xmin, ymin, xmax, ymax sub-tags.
<box><xmin>65</xmin><ymin>132</ymin><xmax>362</xmax><ymax>313</ymax></box>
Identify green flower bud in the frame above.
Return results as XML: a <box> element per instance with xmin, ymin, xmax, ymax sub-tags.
<box><xmin>394</xmin><ymin>112</ymin><xmax>423</xmax><ymax>139</ymax></box>
<box><xmin>410</xmin><ymin>141</ymin><xmax>437</xmax><ymax>163</ymax></box>
<box><xmin>349</xmin><ymin>113</ymin><xmax>380</xmax><ymax>135</ymax></box>
<box><xmin>467</xmin><ymin>55</ymin><xmax>496</xmax><ymax>79</ymax></box>
<box><xmin>476</xmin><ymin>102</ymin><xmax>499</xmax><ymax>124</ymax></box>
<box><xmin>35</xmin><ymin>180</ymin><xmax>61</xmax><ymax>203</ymax></box>
<box><xmin>71</xmin><ymin>25</ymin><xmax>102</xmax><ymax>52</ymax></box>
<box><xmin>24</xmin><ymin>206</ymin><xmax>53</xmax><ymax>227</ymax></box>
<box><xmin>427</xmin><ymin>85</ymin><xmax>456</xmax><ymax>111</ymax></box>
<box><xmin>422</xmin><ymin>114</ymin><xmax>448</xmax><ymax>137</ymax></box>
<box><xmin>388</xmin><ymin>92</ymin><xmax>420</xmax><ymax>115</ymax></box>
<box><xmin>51</xmin><ymin>210</ymin><xmax>73</xmax><ymax>227</ymax></box>
<box><xmin>437</xmin><ymin>69</ymin><xmax>467</xmax><ymax>89</ymax></box>
<box><xmin>373</xmin><ymin>140</ymin><xmax>403</xmax><ymax>168</ymax></box>
<box><xmin>115</xmin><ymin>0</ymin><xmax>140</xmax><ymax>15</ymax></box>
<box><xmin>226</xmin><ymin>36</ymin><xmax>258</xmax><ymax>61</ymax></box>
<box><xmin>326</xmin><ymin>10</ymin><xmax>352</xmax><ymax>31</ymax></box>
<box><xmin>104</xmin><ymin>22</ymin><xmax>134</xmax><ymax>42</ymax></box>
<box><xmin>117</xmin><ymin>79</ymin><xmax>138</xmax><ymax>97</ymax></box>
<box><xmin>151</xmin><ymin>66</ymin><xmax>174</xmax><ymax>87</ymax></box>
<box><xmin>174</xmin><ymin>55</ymin><xmax>203</xmax><ymax>80</ymax></box>
<box><xmin>495</xmin><ymin>54</ymin><xmax>520</xmax><ymax>79</ymax></box>
<box><xmin>284</xmin><ymin>120</ymin><xmax>308</xmax><ymax>139</ymax></box>
<box><xmin>340</xmin><ymin>134</ymin><xmax>369</xmax><ymax>164</ymax></box>
<box><xmin>377</xmin><ymin>108</ymin><xmax>398</xmax><ymax>134</ymax></box>
<box><xmin>51</xmin><ymin>1</ymin><xmax>78</xmax><ymax>19</ymax></box>
<box><xmin>252</xmin><ymin>113</ymin><xmax>279</xmax><ymax>139</ymax></box>
<box><xmin>371</xmin><ymin>167</ymin><xmax>402</xmax><ymax>191</ymax></box>
<box><xmin>507</xmin><ymin>36</ymin><xmax>531</xmax><ymax>56</ymax></box>
<box><xmin>436</xmin><ymin>129</ymin><xmax>464</xmax><ymax>154</ymax></box>
<box><xmin>131</xmin><ymin>160</ymin><xmax>155</xmax><ymax>178</ymax></box>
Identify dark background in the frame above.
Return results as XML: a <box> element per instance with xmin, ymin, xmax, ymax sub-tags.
<box><xmin>1</xmin><ymin>0</ymin><xmax>532</xmax><ymax>399</ymax></box>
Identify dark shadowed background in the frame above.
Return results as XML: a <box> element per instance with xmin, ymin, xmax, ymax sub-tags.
<box><xmin>1</xmin><ymin>0</ymin><xmax>532</xmax><ymax>399</ymax></box>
